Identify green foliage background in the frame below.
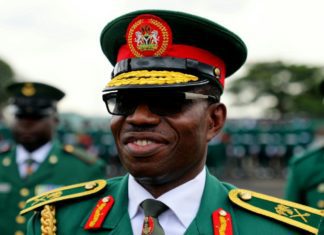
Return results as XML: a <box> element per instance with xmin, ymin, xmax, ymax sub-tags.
<box><xmin>227</xmin><ymin>61</ymin><xmax>324</xmax><ymax>118</ymax></box>
<box><xmin>0</xmin><ymin>58</ymin><xmax>15</xmax><ymax>113</ymax></box>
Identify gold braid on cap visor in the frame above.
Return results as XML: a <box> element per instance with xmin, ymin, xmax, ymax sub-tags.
<box><xmin>106</xmin><ymin>70</ymin><xmax>199</xmax><ymax>87</ymax></box>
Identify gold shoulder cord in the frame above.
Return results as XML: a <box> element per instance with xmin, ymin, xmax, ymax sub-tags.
<box><xmin>40</xmin><ymin>205</ymin><xmax>57</xmax><ymax>235</ymax></box>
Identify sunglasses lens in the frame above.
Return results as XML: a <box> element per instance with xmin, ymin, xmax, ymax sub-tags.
<box><xmin>149</xmin><ymin>96</ymin><xmax>187</xmax><ymax>116</ymax></box>
<box><xmin>16</xmin><ymin>114</ymin><xmax>48</xmax><ymax>120</ymax></box>
<box><xmin>106</xmin><ymin>95</ymin><xmax>134</xmax><ymax>115</ymax></box>
<box><xmin>104</xmin><ymin>92</ymin><xmax>192</xmax><ymax>116</ymax></box>
<box><xmin>106</xmin><ymin>96</ymin><xmax>118</xmax><ymax>114</ymax></box>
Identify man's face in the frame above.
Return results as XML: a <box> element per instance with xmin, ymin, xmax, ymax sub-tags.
<box><xmin>12</xmin><ymin>115</ymin><xmax>57</xmax><ymax>152</ymax></box>
<box><xmin>110</xmin><ymin>90</ymin><xmax>226</xmax><ymax>187</ymax></box>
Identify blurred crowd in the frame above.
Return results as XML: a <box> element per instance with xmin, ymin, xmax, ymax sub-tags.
<box><xmin>0</xmin><ymin>116</ymin><xmax>321</xmax><ymax>180</ymax></box>
<box><xmin>207</xmin><ymin>118</ymin><xmax>319</xmax><ymax>180</ymax></box>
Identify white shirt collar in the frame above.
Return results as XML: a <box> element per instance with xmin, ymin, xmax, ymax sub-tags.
<box><xmin>16</xmin><ymin>142</ymin><xmax>53</xmax><ymax>164</ymax></box>
<box><xmin>128</xmin><ymin>167</ymin><xmax>206</xmax><ymax>228</ymax></box>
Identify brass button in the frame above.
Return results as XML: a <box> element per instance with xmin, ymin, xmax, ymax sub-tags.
<box><xmin>317</xmin><ymin>183</ymin><xmax>324</xmax><ymax>193</ymax></box>
<box><xmin>64</xmin><ymin>145</ymin><xmax>74</xmax><ymax>153</ymax></box>
<box><xmin>214</xmin><ymin>68</ymin><xmax>221</xmax><ymax>77</ymax></box>
<box><xmin>85</xmin><ymin>182</ymin><xmax>97</xmax><ymax>190</ymax></box>
<box><xmin>20</xmin><ymin>188</ymin><xmax>30</xmax><ymax>197</ymax></box>
<box><xmin>18</xmin><ymin>201</ymin><xmax>26</xmax><ymax>209</ymax></box>
<box><xmin>317</xmin><ymin>200</ymin><xmax>324</xmax><ymax>209</ymax></box>
<box><xmin>49</xmin><ymin>155</ymin><xmax>58</xmax><ymax>164</ymax></box>
<box><xmin>2</xmin><ymin>157</ymin><xmax>11</xmax><ymax>166</ymax></box>
<box><xmin>102</xmin><ymin>196</ymin><xmax>110</xmax><ymax>203</ymax></box>
<box><xmin>239</xmin><ymin>191</ymin><xmax>252</xmax><ymax>201</ymax></box>
<box><xmin>16</xmin><ymin>215</ymin><xmax>26</xmax><ymax>224</ymax></box>
<box><xmin>15</xmin><ymin>231</ymin><xmax>24</xmax><ymax>235</ymax></box>
<box><xmin>219</xmin><ymin>209</ymin><xmax>227</xmax><ymax>216</ymax></box>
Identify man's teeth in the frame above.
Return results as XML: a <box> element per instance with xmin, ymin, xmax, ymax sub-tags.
<box><xmin>133</xmin><ymin>140</ymin><xmax>153</xmax><ymax>146</ymax></box>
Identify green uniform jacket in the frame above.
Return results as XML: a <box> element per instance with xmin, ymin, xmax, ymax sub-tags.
<box><xmin>285</xmin><ymin>146</ymin><xmax>324</xmax><ymax>209</ymax></box>
<box><xmin>0</xmin><ymin>140</ymin><xmax>106</xmax><ymax>235</ymax></box>
<box><xmin>24</xmin><ymin>171</ymin><xmax>322</xmax><ymax>235</ymax></box>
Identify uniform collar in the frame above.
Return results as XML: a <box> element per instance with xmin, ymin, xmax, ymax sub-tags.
<box><xmin>128</xmin><ymin>167</ymin><xmax>206</xmax><ymax>228</ymax></box>
<box><xmin>16</xmin><ymin>142</ymin><xmax>52</xmax><ymax>164</ymax></box>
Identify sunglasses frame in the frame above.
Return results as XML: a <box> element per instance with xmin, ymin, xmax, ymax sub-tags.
<box><xmin>102</xmin><ymin>91</ymin><xmax>218</xmax><ymax>116</ymax></box>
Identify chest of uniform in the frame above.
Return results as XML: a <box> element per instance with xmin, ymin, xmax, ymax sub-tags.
<box><xmin>306</xmin><ymin>182</ymin><xmax>324</xmax><ymax>209</ymax></box>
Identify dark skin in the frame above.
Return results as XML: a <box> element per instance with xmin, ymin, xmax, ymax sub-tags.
<box><xmin>12</xmin><ymin>115</ymin><xmax>58</xmax><ymax>152</ymax></box>
<box><xmin>110</xmin><ymin>96</ymin><xmax>226</xmax><ymax>198</ymax></box>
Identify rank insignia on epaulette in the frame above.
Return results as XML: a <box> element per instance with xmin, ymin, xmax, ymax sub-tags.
<box><xmin>212</xmin><ymin>208</ymin><xmax>233</xmax><ymax>235</ymax></box>
<box><xmin>229</xmin><ymin>189</ymin><xmax>324</xmax><ymax>234</ymax></box>
<box><xmin>84</xmin><ymin>195</ymin><xmax>115</xmax><ymax>230</ymax></box>
<box><xmin>20</xmin><ymin>179</ymin><xmax>107</xmax><ymax>215</ymax></box>
<box><xmin>63</xmin><ymin>144</ymin><xmax>97</xmax><ymax>164</ymax></box>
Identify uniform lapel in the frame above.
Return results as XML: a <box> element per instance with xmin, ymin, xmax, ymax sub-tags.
<box><xmin>102</xmin><ymin>175</ymin><xmax>133</xmax><ymax>234</ymax></box>
<box><xmin>81</xmin><ymin>175</ymin><xmax>133</xmax><ymax>234</ymax></box>
<box><xmin>1</xmin><ymin>146</ymin><xmax>23</xmax><ymax>186</ymax></box>
<box><xmin>185</xmin><ymin>170</ymin><xmax>238</xmax><ymax>235</ymax></box>
<box><xmin>106</xmin><ymin>213</ymin><xmax>134</xmax><ymax>235</ymax></box>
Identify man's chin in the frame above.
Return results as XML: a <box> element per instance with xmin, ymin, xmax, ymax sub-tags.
<box><xmin>17</xmin><ymin>141</ymin><xmax>42</xmax><ymax>152</ymax></box>
<box><xmin>133</xmin><ymin>173</ymin><xmax>173</xmax><ymax>186</ymax></box>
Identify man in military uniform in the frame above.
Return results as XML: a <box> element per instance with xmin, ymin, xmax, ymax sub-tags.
<box><xmin>0</xmin><ymin>82</ymin><xmax>106</xmax><ymax>235</ymax></box>
<box><xmin>21</xmin><ymin>10</ymin><xmax>323</xmax><ymax>235</ymax></box>
<box><xmin>285</xmin><ymin>81</ymin><xmax>324</xmax><ymax>209</ymax></box>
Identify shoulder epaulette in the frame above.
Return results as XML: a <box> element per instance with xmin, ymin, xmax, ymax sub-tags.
<box><xmin>0</xmin><ymin>142</ymin><xmax>11</xmax><ymax>154</ymax></box>
<box><xmin>20</xmin><ymin>179</ymin><xmax>107</xmax><ymax>215</ymax></box>
<box><xmin>63</xmin><ymin>144</ymin><xmax>98</xmax><ymax>164</ymax></box>
<box><xmin>229</xmin><ymin>189</ymin><xmax>324</xmax><ymax>234</ymax></box>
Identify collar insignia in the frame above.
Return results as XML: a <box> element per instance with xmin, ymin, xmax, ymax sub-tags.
<box><xmin>84</xmin><ymin>195</ymin><xmax>115</xmax><ymax>230</ymax></box>
<box><xmin>212</xmin><ymin>208</ymin><xmax>233</xmax><ymax>235</ymax></box>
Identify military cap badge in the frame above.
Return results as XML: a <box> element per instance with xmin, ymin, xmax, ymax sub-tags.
<box><xmin>126</xmin><ymin>14</ymin><xmax>172</xmax><ymax>58</ymax></box>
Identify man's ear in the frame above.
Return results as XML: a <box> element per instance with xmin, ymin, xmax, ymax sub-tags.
<box><xmin>52</xmin><ymin>113</ymin><xmax>59</xmax><ymax>125</ymax></box>
<box><xmin>206</xmin><ymin>103</ymin><xmax>227</xmax><ymax>141</ymax></box>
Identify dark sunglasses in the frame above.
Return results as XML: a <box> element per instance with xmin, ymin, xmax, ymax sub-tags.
<box><xmin>15</xmin><ymin>113</ymin><xmax>49</xmax><ymax>120</ymax></box>
<box><xmin>102</xmin><ymin>91</ymin><xmax>218</xmax><ymax>116</ymax></box>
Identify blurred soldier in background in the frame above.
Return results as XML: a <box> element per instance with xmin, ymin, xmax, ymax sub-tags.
<box><xmin>285</xmin><ymin>80</ymin><xmax>324</xmax><ymax>209</ymax></box>
<box><xmin>0</xmin><ymin>82</ymin><xmax>105</xmax><ymax>235</ymax></box>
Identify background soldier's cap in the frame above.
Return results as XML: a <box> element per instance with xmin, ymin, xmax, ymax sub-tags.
<box><xmin>100</xmin><ymin>9</ymin><xmax>247</xmax><ymax>94</ymax></box>
<box><xmin>6</xmin><ymin>82</ymin><xmax>65</xmax><ymax>118</ymax></box>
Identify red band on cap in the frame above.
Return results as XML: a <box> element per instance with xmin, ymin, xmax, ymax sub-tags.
<box><xmin>117</xmin><ymin>44</ymin><xmax>226</xmax><ymax>86</ymax></box>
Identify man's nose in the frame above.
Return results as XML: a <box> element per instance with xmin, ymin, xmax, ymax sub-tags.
<box><xmin>126</xmin><ymin>104</ymin><xmax>160</xmax><ymax>125</ymax></box>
